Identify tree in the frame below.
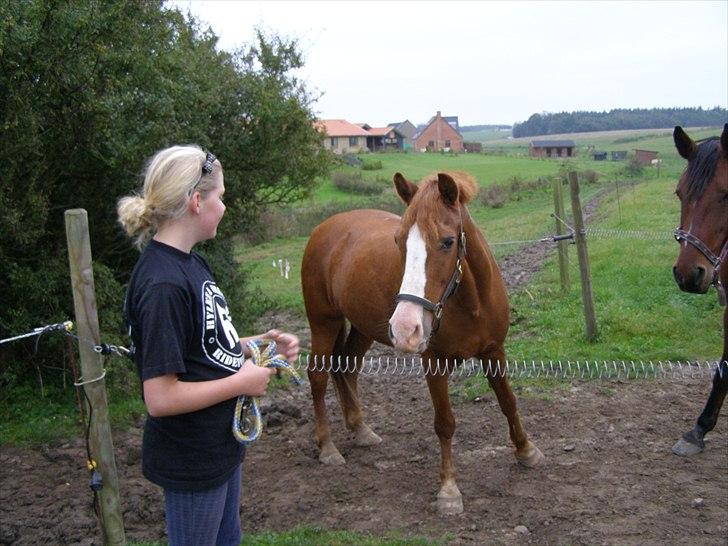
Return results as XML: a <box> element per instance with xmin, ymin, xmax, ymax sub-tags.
<box><xmin>0</xmin><ymin>0</ymin><xmax>331</xmax><ymax>382</ymax></box>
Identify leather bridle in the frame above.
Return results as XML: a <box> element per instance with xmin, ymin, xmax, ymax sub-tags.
<box><xmin>395</xmin><ymin>219</ymin><xmax>467</xmax><ymax>335</ymax></box>
<box><xmin>674</xmin><ymin>228</ymin><xmax>728</xmax><ymax>306</ymax></box>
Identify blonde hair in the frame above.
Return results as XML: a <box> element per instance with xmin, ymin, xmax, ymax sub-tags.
<box><xmin>117</xmin><ymin>145</ymin><xmax>221</xmax><ymax>248</ymax></box>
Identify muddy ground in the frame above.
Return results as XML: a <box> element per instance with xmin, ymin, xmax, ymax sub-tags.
<box><xmin>1</xmin><ymin>190</ymin><xmax>726</xmax><ymax>545</ymax></box>
<box><xmin>1</xmin><ymin>364</ymin><xmax>726</xmax><ymax>545</ymax></box>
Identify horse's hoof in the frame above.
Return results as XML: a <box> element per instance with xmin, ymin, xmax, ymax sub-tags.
<box><xmin>436</xmin><ymin>482</ymin><xmax>463</xmax><ymax>515</ymax></box>
<box><xmin>319</xmin><ymin>444</ymin><xmax>346</xmax><ymax>465</ymax></box>
<box><xmin>672</xmin><ymin>437</ymin><xmax>704</xmax><ymax>457</ymax></box>
<box><xmin>516</xmin><ymin>443</ymin><xmax>545</xmax><ymax>468</ymax></box>
<box><xmin>354</xmin><ymin>424</ymin><xmax>382</xmax><ymax>447</ymax></box>
<box><xmin>437</xmin><ymin>491</ymin><xmax>463</xmax><ymax>515</ymax></box>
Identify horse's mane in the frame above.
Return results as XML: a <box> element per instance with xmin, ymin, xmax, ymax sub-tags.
<box><xmin>403</xmin><ymin>172</ymin><xmax>478</xmax><ymax>242</ymax></box>
<box><xmin>684</xmin><ymin>137</ymin><xmax>721</xmax><ymax>201</ymax></box>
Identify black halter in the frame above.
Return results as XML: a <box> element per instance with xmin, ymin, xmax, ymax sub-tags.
<box><xmin>395</xmin><ymin>223</ymin><xmax>467</xmax><ymax>335</ymax></box>
<box><xmin>674</xmin><ymin>228</ymin><xmax>727</xmax><ymax>306</ymax></box>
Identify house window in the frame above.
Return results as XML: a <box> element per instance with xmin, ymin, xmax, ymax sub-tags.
<box><xmin>330</xmin><ymin>137</ymin><xmax>338</xmax><ymax>148</ymax></box>
<box><xmin>428</xmin><ymin>140</ymin><xmax>435</xmax><ymax>148</ymax></box>
<box><xmin>349</xmin><ymin>136</ymin><xmax>358</xmax><ymax>147</ymax></box>
<box><xmin>445</xmin><ymin>140</ymin><xmax>451</xmax><ymax>148</ymax></box>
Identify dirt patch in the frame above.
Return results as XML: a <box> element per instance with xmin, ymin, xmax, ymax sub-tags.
<box><xmin>1</xmin><ymin>371</ymin><xmax>726</xmax><ymax>545</ymax></box>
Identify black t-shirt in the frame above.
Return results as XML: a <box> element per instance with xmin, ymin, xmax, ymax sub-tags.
<box><xmin>125</xmin><ymin>239</ymin><xmax>246</xmax><ymax>491</ymax></box>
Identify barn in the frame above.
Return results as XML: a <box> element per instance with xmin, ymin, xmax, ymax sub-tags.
<box><xmin>388</xmin><ymin>120</ymin><xmax>417</xmax><ymax>151</ymax></box>
<box><xmin>529</xmin><ymin>139</ymin><xmax>576</xmax><ymax>158</ymax></box>
<box><xmin>364</xmin><ymin>126</ymin><xmax>407</xmax><ymax>152</ymax></box>
<box><xmin>634</xmin><ymin>149</ymin><xmax>659</xmax><ymax>165</ymax></box>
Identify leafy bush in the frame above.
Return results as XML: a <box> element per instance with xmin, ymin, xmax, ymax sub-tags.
<box><xmin>581</xmin><ymin>170</ymin><xmax>600</xmax><ymax>184</ymax></box>
<box><xmin>622</xmin><ymin>157</ymin><xmax>645</xmax><ymax>177</ymax></box>
<box><xmin>361</xmin><ymin>159</ymin><xmax>383</xmax><ymax>171</ymax></box>
<box><xmin>339</xmin><ymin>153</ymin><xmax>362</xmax><ymax>167</ymax></box>
<box><xmin>245</xmin><ymin>195</ymin><xmax>405</xmax><ymax>244</ymax></box>
<box><xmin>332</xmin><ymin>171</ymin><xmax>385</xmax><ymax>195</ymax></box>
<box><xmin>0</xmin><ymin>1</ymin><xmax>331</xmax><ymax>385</ymax></box>
<box><xmin>479</xmin><ymin>185</ymin><xmax>510</xmax><ymax>208</ymax></box>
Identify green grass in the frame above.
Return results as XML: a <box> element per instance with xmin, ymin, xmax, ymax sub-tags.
<box><xmin>129</xmin><ymin>526</ymin><xmax>442</xmax><ymax>546</ymax></box>
<box><xmin>235</xmin><ymin>236</ymin><xmax>309</xmax><ymax>315</ymax></box>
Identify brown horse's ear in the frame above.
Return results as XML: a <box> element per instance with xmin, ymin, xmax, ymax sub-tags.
<box><xmin>673</xmin><ymin>126</ymin><xmax>697</xmax><ymax>160</ymax></box>
<box><xmin>721</xmin><ymin>124</ymin><xmax>728</xmax><ymax>159</ymax></box>
<box><xmin>394</xmin><ymin>172</ymin><xmax>417</xmax><ymax>204</ymax></box>
<box><xmin>437</xmin><ymin>173</ymin><xmax>458</xmax><ymax>207</ymax></box>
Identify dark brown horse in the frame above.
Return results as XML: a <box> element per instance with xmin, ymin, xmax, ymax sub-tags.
<box><xmin>301</xmin><ymin>171</ymin><xmax>543</xmax><ymax>514</ymax></box>
<box><xmin>671</xmin><ymin>124</ymin><xmax>728</xmax><ymax>456</ymax></box>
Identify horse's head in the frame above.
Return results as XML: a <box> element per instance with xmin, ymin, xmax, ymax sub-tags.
<box><xmin>388</xmin><ymin>171</ymin><xmax>477</xmax><ymax>353</ymax></box>
<box><xmin>672</xmin><ymin>124</ymin><xmax>728</xmax><ymax>294</ymax></box>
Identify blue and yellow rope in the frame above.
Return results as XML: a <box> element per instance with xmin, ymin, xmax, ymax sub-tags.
<box><xmin>232</xmin><ymin>339</ymin><xmax>302</xmax><ymax>444</ymax></box>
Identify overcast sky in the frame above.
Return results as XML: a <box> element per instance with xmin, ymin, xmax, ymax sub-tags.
<box><xmin>168</xmin><ymin>1</ymin><xmax>727</xmax><ymax>127</ymax></box>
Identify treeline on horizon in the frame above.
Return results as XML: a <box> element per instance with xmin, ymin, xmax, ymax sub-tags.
<box><xmin>512</xmin><ymin>107</ymin><xmax>727</xmax><ymax>137</ymax></box>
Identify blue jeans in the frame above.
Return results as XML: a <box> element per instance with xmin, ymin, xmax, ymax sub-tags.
<box><xmin>164</xmin><ymin>464</ymin><xmax>242</xmax><ymax>546</ymax></box>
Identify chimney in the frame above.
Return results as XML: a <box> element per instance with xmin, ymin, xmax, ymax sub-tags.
<box><xmin>436</xmin><ymin>111</ymin><xmax>441</xmax><ymax>117</ymax></box>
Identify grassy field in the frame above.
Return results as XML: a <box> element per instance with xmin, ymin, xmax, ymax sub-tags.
<box><xmin>241</xmin><ymin>133</ymin><xmax>723</xmax><ymax>366</ymax></box>
<box><xmin>482</xmin><ymin>125</ymin><xmax>722</xmax><ymax>174</ymax></box>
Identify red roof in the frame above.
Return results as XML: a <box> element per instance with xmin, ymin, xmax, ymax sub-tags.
<box><xmin>316</xmin><ymin>119</ymin><xmax>370</xmax><ymax>137</ymax></box>
<box><xmin>366</xmin><ymin>126</ymin><xmax>394</xmax><ymax>136</ymax></box>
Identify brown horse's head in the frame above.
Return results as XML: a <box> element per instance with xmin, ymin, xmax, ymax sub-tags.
<box><xmin>672</xmin><ymin>124</ymin><xmax>728</xmax><ymax>294</ymax></box>
<box><xmin>387</xmin><ymin>171</ymin><xmax>477</xmax><ymax>352</ymax></box>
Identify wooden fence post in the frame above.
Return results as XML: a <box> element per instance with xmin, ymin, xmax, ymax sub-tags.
<box><xmin>552</xmin><ymin>177</ymin><xmax>570</xmax><ymax>293</ymax></box>
<box><xmin>65</xmin><ymin>209</ymin><xmax>126</xmax><ymax>546</ymax></box>
<box><xmin>567</xmin><ymin>173</ymin><xmax>598</xmax><ymax>341</ymax></box>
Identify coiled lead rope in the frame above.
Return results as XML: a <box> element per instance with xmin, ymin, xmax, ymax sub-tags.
<box><xmin>232</xmin><ymin>339</ymin><xmax>302</xmax><ymax>444</ymax></box>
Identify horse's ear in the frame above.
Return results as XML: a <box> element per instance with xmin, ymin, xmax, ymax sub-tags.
<box><xmin>437</xmin><ymin>173</ymin><xmax>458</xmax><ymax>207</ymax></box>
<box><xmin>394</xmin><ymin>172</ymin><xmax>417</xmax><ymax>204</ymax></box>
<box><xmin>721</xmin><ymin>124</ymin><xmax>728</xmax><ymax>159</ymax></box>
<box><xmin>673</xmin><ymin>126</ymin><xmax>696</xmax><ymax>160</ymax></box>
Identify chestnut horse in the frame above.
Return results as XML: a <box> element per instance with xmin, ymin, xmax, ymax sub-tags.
<box><xmin>301</xmin><ymin>171</ymin><xmax>543</xmax><ymax>514</ymax></box>
<box><xmin>671</xmin><ymin>124</ymin><xmax>728</xmax><ymax>456</ymax></box>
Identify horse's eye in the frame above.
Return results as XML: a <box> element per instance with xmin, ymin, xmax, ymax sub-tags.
<box><xmin>440</xmin><ymin>237</ymin><xmax>455</xmax><ymax>250</ymax></box>
<box><xmin>722</xmin><ymin>193</ymin><xmax>728</xmax><ymax>203</ymax></box>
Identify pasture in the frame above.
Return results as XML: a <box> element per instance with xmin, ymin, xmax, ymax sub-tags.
<box><xmin>1</xmin><ymin>127</ymin><xmax>726</xmax><ymax>544</ymax></box>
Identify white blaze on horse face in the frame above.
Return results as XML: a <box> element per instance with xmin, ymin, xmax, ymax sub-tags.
<box><xmin>389</xmin><ymin>223</ymin><xmax>429</xmax><ymax>353</ymax></box>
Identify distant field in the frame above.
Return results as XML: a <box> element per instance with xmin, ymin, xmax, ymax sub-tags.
<box><xmin>460</xmin><ymin>127</ymin><xmax>512</xmax><ymax>142</ymax></box>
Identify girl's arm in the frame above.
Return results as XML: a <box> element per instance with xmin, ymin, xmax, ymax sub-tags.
<box><xmin>143</xmin><ymin>360</ymin><xmax>275</xmax><ymax>417</ymax></box>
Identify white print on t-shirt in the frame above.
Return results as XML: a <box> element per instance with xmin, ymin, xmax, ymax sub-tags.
<box><xmin>201</xmin><ymin>281</ymin><xmax>244</xmax><ymax>371</ymax></box>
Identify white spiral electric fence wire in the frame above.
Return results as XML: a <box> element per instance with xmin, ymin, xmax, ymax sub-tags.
<box><xmin>294</xmin><ymin>355</ymin><xmax>721</xmax><ymax>380</ymax></box>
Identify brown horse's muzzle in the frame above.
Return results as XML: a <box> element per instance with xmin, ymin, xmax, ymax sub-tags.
<box><xmin>673</xmin><ymin>228</ymin><xmax>723</xmax><ymax>294</ymax></box>
<box><xmin>672</xmin><ymin>260</ymin><xmax>713</xmax><ymax>294</ymax></box>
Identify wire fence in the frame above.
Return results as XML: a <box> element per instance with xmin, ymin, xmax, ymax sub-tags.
<box><xmin>294</xmin><ymin>355</ymin><xmax>723</xmax><ymax>380</ymax></box>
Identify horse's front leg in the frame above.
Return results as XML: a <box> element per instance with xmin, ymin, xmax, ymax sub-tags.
<box><xmin>673</xmin><ymin>358</ymin><xmax>728</xmax><ymax>456</ymax></box>
<box><xmin>481</xmin><ymin>347</ymin><xmax>544</xmax><ymax>467</ymax></box>
<box><xmin>424</xmin><ymin>355</ymin><xmax>462</xmax><ymax>515</ymax></box>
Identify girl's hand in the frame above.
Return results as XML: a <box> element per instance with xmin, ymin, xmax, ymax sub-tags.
<box><xmin>264</xmin><ymin>329</ymin><xmax>300</xmax><ymax>363</ymax></box>
<box><xmin>234</xmin><ymin>359</ymin><xmax>276</xmax><ymax>397</ymax></box>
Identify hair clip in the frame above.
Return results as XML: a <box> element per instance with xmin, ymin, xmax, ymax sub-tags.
<box><xmin>202</xmin><ymin>152</ymin><xmax>216</xmax><ymax>174</ymax></box>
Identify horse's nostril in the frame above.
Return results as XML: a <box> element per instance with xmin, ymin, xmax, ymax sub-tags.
<box><xmin>695</xmin><ymin>266</ymin><xmax>706</xmax><ymax>283</ymax></box>
<box><xmin>388</xmin><ymin>324</ymin><xmax>394</xmax><ymax>340</ymax></box>
<box><xmin>672</xmin><ymin>266</ymin><xmax>682</xmax><ymax>285</ymax></box>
